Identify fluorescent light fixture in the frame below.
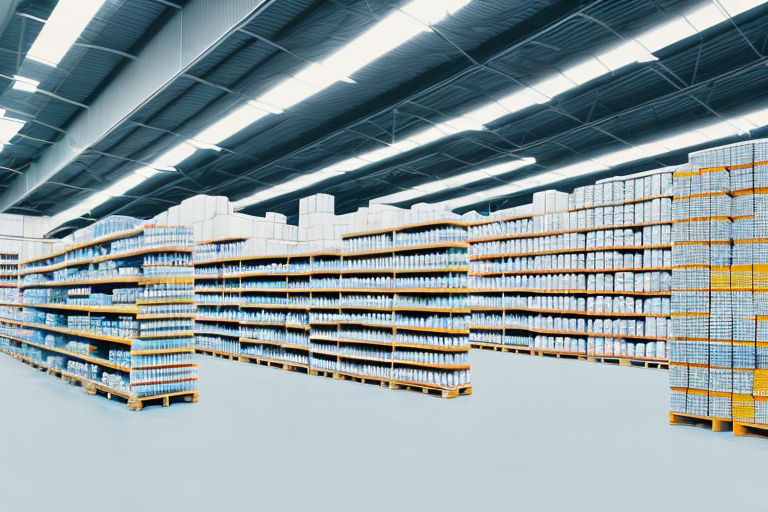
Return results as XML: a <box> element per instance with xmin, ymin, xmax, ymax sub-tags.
<box><xmin>636</xmin><ymin>15</ymin><xmax>697</xmax><ymax>53</ymax></box>
<box><xmin>26</xmin><ymin>0</ymin><xmax>107</xmax><ymax>67</ymax></box>
<box><xmin>11</xmin><ymin>75</ymin><xmax>39</xmax><ymax>93</ymax></box>
<box><xmin>0</xmin><ymin>117</ymin><xmax>25</xmax><ymax>143</ymax></box>
<box><xmin>190</xmin><ymin>0</ymin><xmax>471</xmax><ymax>149</ymax></box>
<box><xmin>684</xmin><ymin>3</ymin><xmax>728</xmax><ymax>32</ymax></box>
<box><xmin>247</xmin><ymin>100</ymin><xmax>283</xmax><ymax>115</ymax></box>
<box><xmin>236</xmin><ymin>0</ymin><xmax>764</xmax><ymax>207</ymax></box>
<box><xmin>595</xmin><ymin>40</ymin><xmax>657</xmax><ymax>72</ymax></box>
<box><xmin>440</xmin><ymin>103</ymin><xmax>768</xmax><ymax>211</ymax></box>
<box><xmin>48</xmin><ymin>166</ymin><xmax>160</xmax><ymax>228</ymax></box>
<box><xmin>150</xmin><ymin>142</ymin><xmax>197</xmax><ymax>168</ymax></box>
<box><xmin>400</xmin><ymin>0</ymin><xmax>470</xmax><ymax>24</ymax></box>
<box><xmin>186</xmin><ymin>139</ymin><xmax>222</xmax><ymax>152</ymax></box>
<box><xmin>720</xmin><ymin>0</ymin><xmax>768</xmax><ymax>17</ymax></box>
<box><xmin>194</xmin><ymin>103</ymin><xmax>269</xmax><ymax>145</ymax></box>
<box><xmin>372</xmin><ymin>157</ymin><xmax>535</xmax><ymax>205</ymax></box>
<box><xmin>562</xmin><ymin>57</ymin><xmax>611</xmax><ymax>86</ymax></box>
<box><xmin>532</xmin><ymin>74</ymin><xmax>576</xmax><ymax>99</ymax></box>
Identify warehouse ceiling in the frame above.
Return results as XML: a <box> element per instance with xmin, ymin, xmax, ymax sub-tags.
<box><xmin>1</xmin><ymin>0</ymin><xmax>768</xmax><ymax>235</ymax></box>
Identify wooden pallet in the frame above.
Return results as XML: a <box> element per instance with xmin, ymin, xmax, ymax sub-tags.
<box><xmin>332</xmin><ymin>371</ymin><xmax>472</xmax><ymax>399</ymax></box>
<box><xmin>734</xmin><ymin>421</ymin><xmax>768</xmax><ymax>439</ymax></box>
<box><xmin>588</xmin><ymin>356</ymin><xmax>669</xmax><ymax>370</ymax></box>
<box><xmin>533</xmin><ymin>350</ymin><xmax>584</xmax><ymax>361</ymax></box>
<box><xmin>308</xmin><ymin>369</ymin><xmax>337</xmax><ymax>379</ymax></box>
<box><xmin>669</xmin><ymin>411</ymin><xmax>733</xmax><ymax>432</ymax></box>
<box><xmin>126</xmin><ymin>391</ymin><xmax>198</xmax><ymax>412</ymax></box>
<box><xmin>470</xmin><ymin>342</ymin><xmax>532</xmax><ymax>355</ymax></box>
<box><xmin>471</xmin><ymin>343</ymin><xmax>668</xmax><ymax>370</ymax></box>
<box><xmin>3</xmin><ymin>350</ymin><xmax>197</xmax><ymax>411</ymax></box>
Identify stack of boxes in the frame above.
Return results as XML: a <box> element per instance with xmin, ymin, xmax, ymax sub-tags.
<box><xmin>672</xmin><ymin>139</ymin><xmax>768</xmax><ymax>428</ymax></box>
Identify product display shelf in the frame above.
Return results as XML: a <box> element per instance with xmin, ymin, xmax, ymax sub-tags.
<box><xmin>332</xmin><ymin>220</ymin><xmax>473</xmax><ymax>398</ymax></box>
<box><xmin>468</xmin><ymin>170</ymin><xmax>674</xmax><ymax>367</ymax></box>
<box><xmin>193</xmin><ymin>241</ymin><xmax>244</xmax><ymax>358</ymax></box>
<box><xmin>0</xmin><ymin>253</ymin><xmax>22</xmax><ymax>364</ymax></box>
<box><xmin>1</xmin><ymin>224</ymin><xmax>199</xmax><ymax>411</ymax></box>
<box><xmin>238</xmin><ymin>251</ymin><xmax>314</xmax><ymax>372</ymax></box>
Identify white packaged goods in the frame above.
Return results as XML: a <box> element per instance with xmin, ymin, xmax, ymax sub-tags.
<box><xmin>467</xmin><ymin>167</ymin><xmax>675</xmax><ymax>361</ymax></box>
<box><xmin>669</xmin><ymin>139</ymin><xmax>768</xmax><ymax>425</ymax></box>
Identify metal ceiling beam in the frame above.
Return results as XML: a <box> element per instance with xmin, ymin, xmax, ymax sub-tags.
<box><xmin>0</xmin><ymin>0</ymin><xmax>277</xmax><ymax>212</ymax></box>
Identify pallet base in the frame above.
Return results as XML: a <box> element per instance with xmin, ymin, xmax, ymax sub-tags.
<box><xmin>734</xmin><ymin>421</ymin><xmax>768</xmax><ymax>439</ymax></box>
<box><xmin>471</xmin><ymin>343</ymin><xmax>669</xmax><ymax>370</ymax></box>
<box><xmin>197</xmin><ymin>349</ymin><xmax>470</xmax><ymax>398</ymax></box>
<box><xmin>334</xmin><ymin>371</ymin><xmax>472</xmax><ymax>399</ymax></box>
<box><xmin>670</xmin><ymin>411</ymin><xmax>733</xmax><ymax>432</ymax></box>
<box><xmin>2</xmin><ymin>350</ymin><xmax>197</xmax><ymax>411</ymax></box>
<box><xmin>196</xmin><ymin>348</ymin><xmax>310</xmax><ymax>374</ymax></box>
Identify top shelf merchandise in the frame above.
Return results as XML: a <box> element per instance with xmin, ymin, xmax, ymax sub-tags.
<box><xmin>468</xmin><ymin>169</ymin><xmax>674</xmax><ymax>365</ymax></box>
<box><xmin>2</xmin><ymin>220</ymin><xmax>199</xmax><ymax>411</ymax></box>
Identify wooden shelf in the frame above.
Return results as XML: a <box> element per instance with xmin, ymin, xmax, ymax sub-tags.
<box><xmin>23</xmin><ymin>322</ymin><xmax>132</xmax><ymax>346</ymax></box>
<box><xmin>470</xmin><ymin>244</ymin><xmax>670</xmax><ymax>260</ymax></box>
<box><xmin>468</xmin><ymin>288</ymin><xmax>670</xmax><ymax>296</ymax></box>
<box><xmin>469</xmin><ymin>307</ymin><xmax>668</xmax><ymax>317</ymax></box>
<box><xmin>11</xmin><ymin>337</ymin><xmax>129</xmax><ymax>371</ymax></box>
<box><xmin>22</xmin><ymin>227</ymin><xmax>145</xmax><ymax>266</ymax></box>
<box><xmin>20</xmin><ymin>276</ymin><xmax>141</xmax><ymax>288</ymax></box>
<box><xmin>23</xmin><ymin>246</ymin><xmax>193</xmax><ymax>274</ymax></box>
<box><xmin>343</xmin><ymin>242</ymin><xmax>467</xmax><ymax>258</ymax></box>
<box><xmin>469</xmin><ymin>220</ymin><xmax>671</xmax><ymax>243</ymax></box>
<box><xmin>469</xmin><ymin>266</ymin><xmax>671</xmax><ymax>277</ymax></box>
<box><xmin>238</xmin><ymin>337</ymin><xmax>310</xmax><ymax>350</ymax></box>
<box><xmin>342</xmin><ymin>219</ymin><xmax>470</xmax><ymax>239</ymax></box>
<box><xmin>22</xmin><ymin>303</ymin><xmax>139</xmax><ymax>315</ymax></box>
<box><xmin>500</xmin><ymin>324</ymin><xmax>667</xmax><ymax>341</ymax></box>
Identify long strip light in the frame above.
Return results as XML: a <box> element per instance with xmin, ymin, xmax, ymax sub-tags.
<box><xmin>236</xmin><ymin>0</ymin><xmax>768</xmax><ymax>208</ymax></box>
<box><xmin>0</xmin><ymin>109</ymin><xmax>25</xmax><ymax>144</ymax></box>
<box><xmin>46</xmin><ymin>0</ymin><xmax>471</xmax><ymax>229</ymax></box>
<box><xmin>27</xmin><ymin>0</ymin><xmax>108</xmax><ymax>67</ymax></box>
<box><xmin>46</xmin><ymin>142</ymin><xmax>197</xmax><ymax>228</ymax></box>
<box><xmin>371</xmin><ymin>157</ymin><xmax>536</xmax><ymax>205</ymax></box>
<box><xmin>193</xmin><ymin>0</ymin><xmax>470</xmax><ymax>146</ymax></box>
<box><xmin>435</xmin><ymin>105</ymin><xmax>768</xmax><ymax>211</ymax></box>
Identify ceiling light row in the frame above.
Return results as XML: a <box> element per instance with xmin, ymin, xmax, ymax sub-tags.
<box><xmin>234</xmin><ymin>0</ymin><xmax>768</xmax><ymax>209</ymax></box>
<box><xmin>435</xmin><ymin>105</ymin><xmax>768</xmax><ymax>211</ymax></box>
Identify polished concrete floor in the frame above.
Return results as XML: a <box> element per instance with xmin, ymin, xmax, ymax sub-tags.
<box><xmin>0</xmin><ymin>350</ymin><xmax>765</xmax><ymax>512</ymax></box>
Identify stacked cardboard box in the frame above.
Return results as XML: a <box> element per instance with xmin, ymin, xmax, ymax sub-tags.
<box><xmin>672</xmin><ymin>139</ymin><xmax>768</xmax><ymax>427</ymax></box>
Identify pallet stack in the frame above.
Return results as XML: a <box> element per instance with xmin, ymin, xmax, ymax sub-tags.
<box><xmin>670</xmin><ymin>140</ymin><xmax>768</xmax><ymax>438</ymax></box>
<box><xmin>1</xmin><ymin>217</ymin><xmax>199</xmax><ymax>411</ymax></box>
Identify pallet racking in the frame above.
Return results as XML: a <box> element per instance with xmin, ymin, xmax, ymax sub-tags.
<box><xmin>332</xmin><ymin>220</ymin><xmax>472</xmax><ymax>398</ymax></box>
<box><xmin>0</xmin><ymin>252</ymin><xmax>21</xmax><ymax>357</ymax></box>
<box><xmin>467</xmin><ymin>171</ymin><xmax>674</xmax><ymax>369</ymax></box>
<box><xmin>0</xmin><ymin>221</ymin><xmax>198</xmax><ymax>411</ymax></box>
<box><xmin>192</xmin><ymin>220</ymin><xmax>473</xmax><ymax>398</ymax></box>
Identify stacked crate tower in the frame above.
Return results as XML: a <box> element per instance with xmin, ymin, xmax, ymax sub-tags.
<box><xmin>671</xmin><ymin>139</ymin><xmax>768</xmax><ymax>433</ymax></box>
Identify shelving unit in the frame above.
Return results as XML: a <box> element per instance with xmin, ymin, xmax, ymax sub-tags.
<box><xmin>0</xmin><ymin>221</ymin><xmax>198</xmax><ymax>411</ymax></box>
<box><xmin>0</xmin><ymin>253</ymin><xmax>21</xmax><ymax>360</ymax></box>
<box><xmin>192</xmin><ymin>222</ymin><xmax>473</xmax><ymax>398</ymax></box>
<box><xmin>332</xmin><ymin>220</ymin><xmax>472</xmax><ymax>398</ymax></box>
<box><xmin>467</xmin><ymin>172</ymin><xmax>674</xmax><ymax>369</ymax></box>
